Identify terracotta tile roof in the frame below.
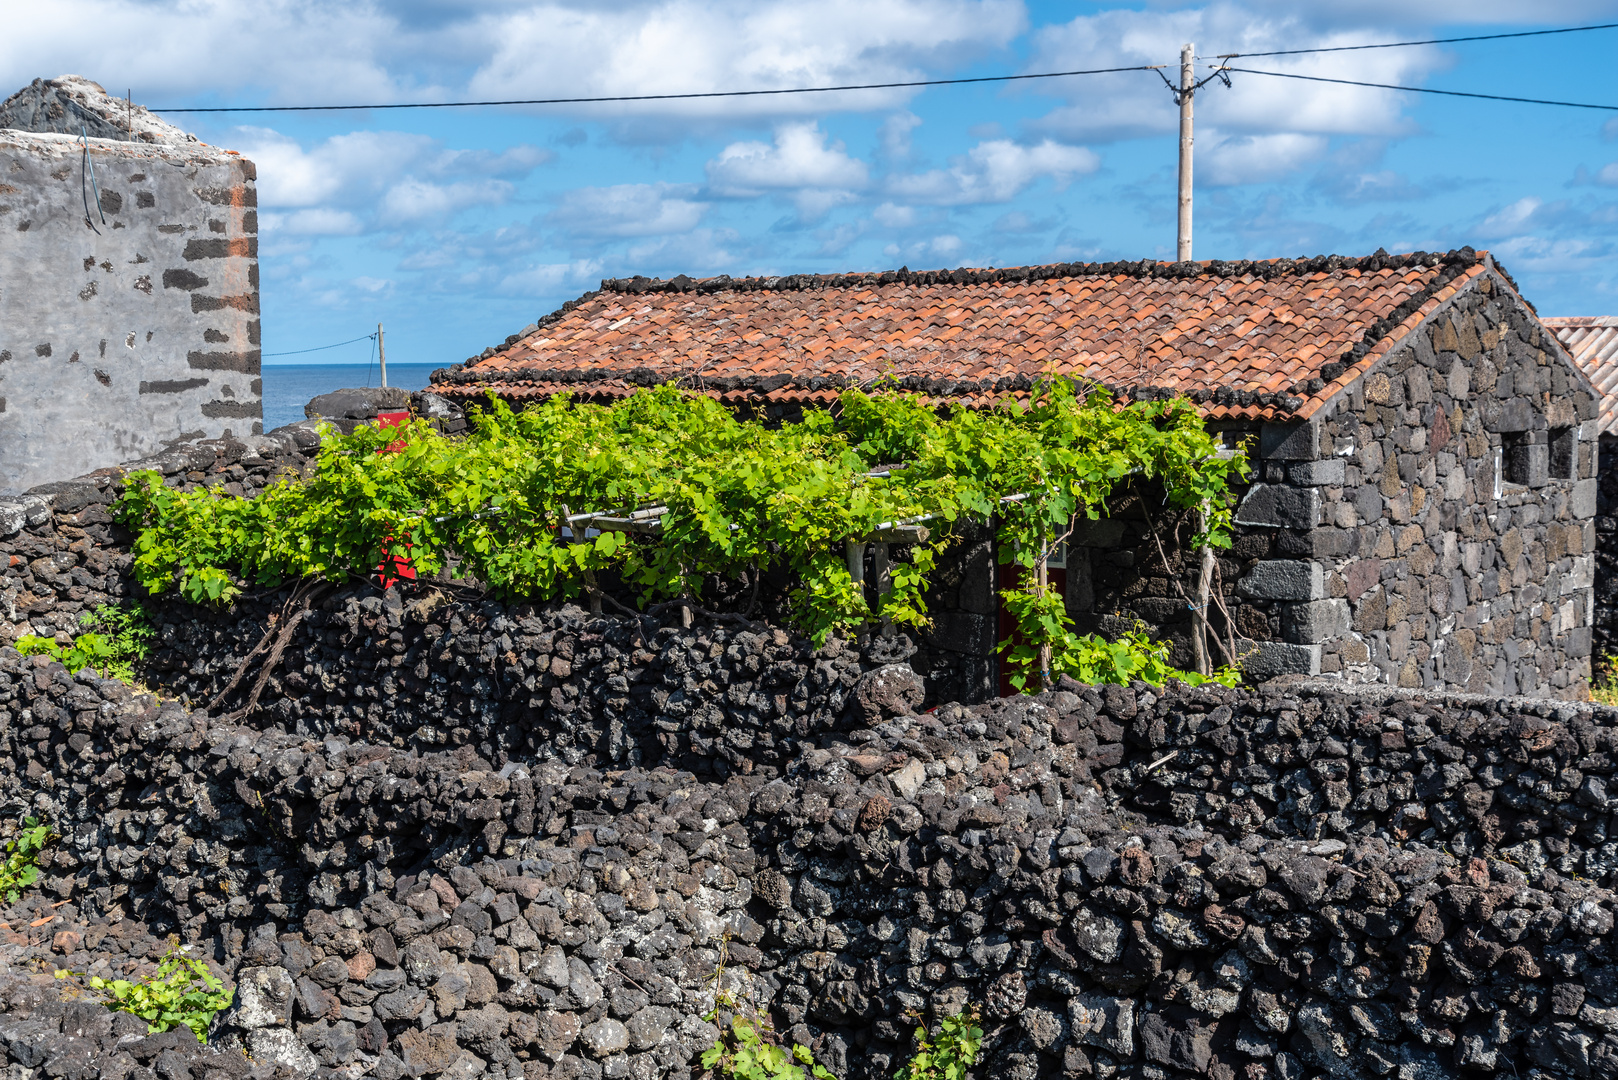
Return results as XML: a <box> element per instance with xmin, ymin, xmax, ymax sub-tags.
<box><xmin>1544</xmin><ymin>317</ymin><xmax>1618</xmax><ymax>435</ymax></box>
<box><xmin>432</xmin><ymin>249</ymin><xmax>1499</xmax><ymax>422</ymax></box>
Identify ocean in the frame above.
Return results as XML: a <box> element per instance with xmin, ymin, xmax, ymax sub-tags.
<box><xmin>260</xmin><ymin>363</ymin><xmax>442</xmax><ymax>432</ymax></box>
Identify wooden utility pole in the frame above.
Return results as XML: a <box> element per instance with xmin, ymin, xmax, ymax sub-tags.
<box><xmin>378</xmin><ymin>323</ymin><xmax>388</xmax><ymax>388</ymax></box>
<box><xmin>1177</xmin><ymin>42</ymin><xmax>1194</xmax><ymax>262</ymax></box>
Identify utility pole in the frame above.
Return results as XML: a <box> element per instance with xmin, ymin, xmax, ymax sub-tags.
<box><xmin>378</xmin><ymin>323</ymin><xmax>388</xmax><ymax>388</ymax></box>
<box><xmin>1177</xmin><ymin>42</ymin><xmax>1194</xmax><ymax>262</ymax></box>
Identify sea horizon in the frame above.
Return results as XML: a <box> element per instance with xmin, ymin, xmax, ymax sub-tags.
<box><xmin>261</xmin><ymin>362</ymin><xmax>441</xmax><ymax>432</ymax></box>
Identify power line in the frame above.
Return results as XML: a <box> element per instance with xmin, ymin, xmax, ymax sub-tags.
<box><xmin>262</xmin><ymin>332</ymin><xmax>378</xmax><ymax>358</ymax></box>
<box><xmin>1217</xmin><ymin>20</ymin><xmax>1618</xmax><ymax>59</ymax></box>
<box><xmin>153</xmin><ymin>65</ymin><xmax>1158</xmax><ymax>114</ymax></box>
<box><xmin>1221</xmin><ymin>66</ymin><xmax>1618</xmax><ymax>112</ymax></box>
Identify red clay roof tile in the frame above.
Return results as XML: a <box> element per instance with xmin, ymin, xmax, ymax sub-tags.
<box><xmin>434</xmin><ymin>251</ymin><xmax>1497</xmax><ymax>421</ymax></box>
<box><xmin>1545</xmin><ymin>317</ymin><xmax>1618</xmax><ymax>435</ymax></box>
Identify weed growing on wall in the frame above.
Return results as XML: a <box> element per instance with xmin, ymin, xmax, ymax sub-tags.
<box><xmin>700</xmin><ymin>934</ymin><xmax>836</xmax><ymax>1080</ymax></box>
<box><xmin>1593</xmin><ymin>654</ymin><xmax>1618</xmax><ymax>706</ymax></box>
<box><xmin>13</xmin><ymin>603</ymin><xmax>153</xmax><ymax>682</ymax></box>
<box><xmin>56</xmin><ymin>939</ymin><xmax>233</xmax><ymax>1043</ymax></box>
<box><xmin>0</xmin><ymin>817</ymin><xmax>50</xmax><ymax>903</ymax></box>
<box><xmin>895</xmin><ymin>1008</ymin><xmax>983</xmax><ymax>1080</ymax></box>
<box><xmin>116</xmin><ymin>380</ymin><xmax>1245</xmax><ymax>667</ymax></box>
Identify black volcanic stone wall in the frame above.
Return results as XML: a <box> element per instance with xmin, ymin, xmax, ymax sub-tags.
<box><xmin>143</xmin><ymin>586</ymin><xmax>936</xmax><ymax>773</ymax></box>
<box><xmin>1595</xmin><ymin>433</ymin><xmax>1618</xmax><ymax>667</ymax></box>
<box><xmin>7</xmin><ymin>649</ymin><xmax>1618</xmax><ymax>1078</ymax></box>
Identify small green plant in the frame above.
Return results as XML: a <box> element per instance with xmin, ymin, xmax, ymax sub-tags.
<box><xmin>0</xmin><ymin>817</ymin><xmax>51</xmax><ymax>903</ymax></box>
<box><xmin>999</xmin><ymin>607</ymin><xmax>1241</xmax><ymax>692</ymax></box>
<box><xmin>1592</xmin><ymin>653</ymin><xmax>1618</xmax><ymax>706</ymax></box>
<box><xmin>700</xmin><ymin>933</ymin><xmax>835</xmax><ymax>1080</ymax></box>
<box><xmin>701</xmin><ymin>1000</ymin><xmax>836</xmax><ymax>1080</ymax></box>
<box><xmin>56</xmin><ymin>938</ymin><xmax>233</xmax><ymax>1043</ymax></box>
<box><xmin>895</xmin><ymin>1007</ymin><xmax>984</xmax><ymax>1080</ymax></box>
<box><xmin>14</xmin><ymin>603</ymin><xmax>153</xmax><ymax>682</ymax></box>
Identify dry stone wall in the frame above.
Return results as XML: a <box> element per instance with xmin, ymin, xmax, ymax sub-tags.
<box><xmin>8</xmin><ymin>652</ymin><xmax>1618</xmax><ymax>1079</ymax></box>
<box><xmin>0</xmin><ymin>425</ymin><xmax>321</xmax><ymax>643</ymax></box>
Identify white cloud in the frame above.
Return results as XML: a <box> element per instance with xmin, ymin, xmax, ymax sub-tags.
<box><xmin>1479</xmin><ymin>196</ymin><xmax>1545</xmax><ymax>236</ymax></box>
<box><xmin>498</xmin><ymin>258</ymin><xmax>606</xmax><ymax>297</ymax></box>
<box><xmin>1486</xmin><ymin>235</ymin><xmax>1605</xmax><ymax>275</ymax></box>
<box><xmin>707</xmin><ymin>123</ymin><xmax>870</xmax><ymax>195</ymax></box>
<box><xmin>1025</xmin><ymin>6</ymin><xmax>1441</xmax><ymax>148</ymax></box>
<box><xmin>1200</xmin><ymin>131</ymin><xmax>1327</xmax><ymax>186</ymax></box>
<box><xmin>1237</xmin><ymin>0</ymin><xmax>1618</xmax><ymax>25</ymax></box>
<box><xmin>884</xmin><ymin>234</ymin><xmax>965</xmax><ymax>262</ymax></box>
<box><xmin>889</xmin><ymin>138</ymin><xmax>1099</xmax><ymax>205</ymax></box>
<box><xmin>260</xmin><ymin>208</ymin><xmax>365</xmax><ymax>236</ymax></box>
<box><xmin>229</xmin><ymin>127</ymin><xmax>543</xmax><ymax>232</ymax></box>
<box><xmin>381</xmin><ymin>178</ymin><xmax>514</xmax><ymax>221</ymax></box>
<box><xmin>232</xmin><ymin>130</ymin><xmax>431</xmax><ymax>207</ymax></box>
<box><xmin>548</xmin><ymin>183</ymin><xmax>708</xmax><ymax>238</ymax></box>
<box><xmin>0</xmin><ymin>2</ymin><xmax>423</xmax><ymax>108</ymax></box>
<box><xmin>624</xmin><ymin>228</ymin><xmax>745</xmax><ymax>272</ymax></box>
<box><xmin>468</xmin><ymin>0</ymin><xmax>1026</xmax><ymax>122</ymax></box>
<box><xmin>873</xmin><ymin>202</ymin><xmax>917</xmax><ymax>227</ymax></box>
<box><xmin>880</xmin><ymin>112</ymin><xmax>924</xmax><ymax>159</ymax></box>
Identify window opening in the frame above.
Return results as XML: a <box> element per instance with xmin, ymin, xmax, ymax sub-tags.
<box><xmin>1550</xmin><ymin>426</ymin><xmax>1576</xmax><ymax>481</ymax></box>
<box><xmin>1502</xmin><ymin>431</ymin><xmax>1532</xmax><ymax>487</ymax></box>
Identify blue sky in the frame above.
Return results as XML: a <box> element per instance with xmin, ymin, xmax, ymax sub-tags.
<box><xmin>9</xmin><ymin>0</ymin><xmax>1618</xmax><ymax>366</ymax></box>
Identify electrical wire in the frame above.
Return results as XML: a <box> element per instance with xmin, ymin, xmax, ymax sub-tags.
<box><xmin>1220</xmin><ymin>66</ymin><xmax>1618</xmax><ymax>112</ymax></box>
<box><xmin>150</xmin><ymin>65</ymin><xmax>1158</xmax><ymax>113</ymax></box>
<box><xmin>262</xmin><ymin>332</ymin><xmax>378</xmax><ymax>358</ymax></box>
<box><xmin>1216</xmin><ymin>21</ymin><xmax>1618</xmax><ymax>59</ymax></box>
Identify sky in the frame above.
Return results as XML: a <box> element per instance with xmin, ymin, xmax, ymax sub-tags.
<box><xmin>7</xmin><ymin>1</ymin><xmax>1618</xmax><ymax>367</ymax></box>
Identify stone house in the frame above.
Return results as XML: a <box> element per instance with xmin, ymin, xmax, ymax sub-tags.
<box><xmin>0</xmin><ymin>77</ymin><xmax>261</xmax><ymax>493</ymax></box>
<box><xmin>1545</xmin><ymin>316</ymin><xmax>1618</xmax><ymax>664</ymax></box>
<box><xmin>428</xmin><ymin>248</ymin><xmax>1599</xmax><ymax>701</ymax></box>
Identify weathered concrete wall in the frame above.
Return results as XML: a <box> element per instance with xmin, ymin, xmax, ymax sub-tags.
<box><xmin>0</xmin><ymin>128</ymin><xmax>260</xmax><ymax>493</ymax></box>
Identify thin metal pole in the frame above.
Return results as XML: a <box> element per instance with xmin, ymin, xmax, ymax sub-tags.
<box><xmin>1177</xmin><ymin>42</ymin><xmax>1194</xmax><ymax>262</ymax></box>
<box><xmin>378</xmin><ymin>322</ymin><xmax>387</xmax><ymax>388</ymax></box>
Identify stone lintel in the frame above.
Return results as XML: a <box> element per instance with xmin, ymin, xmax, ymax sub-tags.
<box><xmin>1260</xmin><ymin>420</ymin><xmax>1320</xmax><ymax>461</ymax></box>
<box><xmin>1235</xmin><ymin>484</ymin><xmax>1321</xmax><ymax>529</ymax></box>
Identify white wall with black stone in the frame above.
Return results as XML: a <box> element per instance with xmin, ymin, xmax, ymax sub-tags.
<box><xmin>0</xmin><ymin>128</ymin><xmax>261</xmax><ymax>493</ymax></box>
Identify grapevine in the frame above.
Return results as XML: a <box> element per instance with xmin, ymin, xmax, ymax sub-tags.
<box><xmin>115</xmin><ymin>380</ymin><xmax>1247</xmax><ymax>663</ymax></box>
